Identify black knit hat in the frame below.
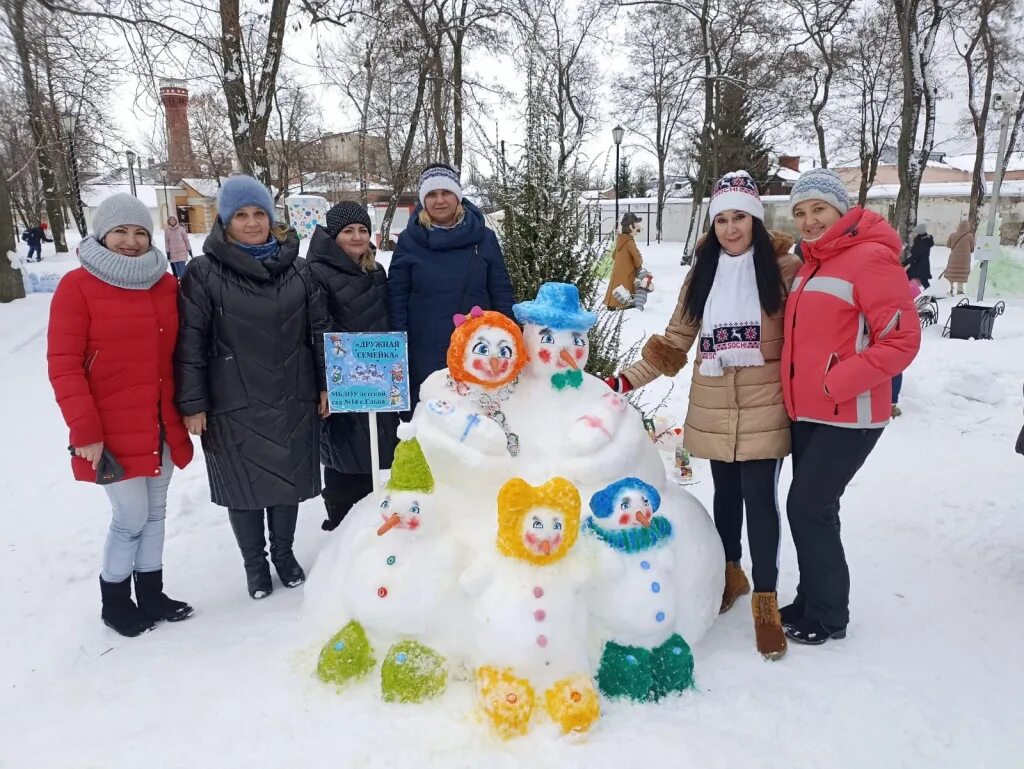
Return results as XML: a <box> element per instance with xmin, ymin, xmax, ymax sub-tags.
<box><xmin>325</xmin><ymin>201</ymin><xmax>372</xmax><ymax>239</ymax></box>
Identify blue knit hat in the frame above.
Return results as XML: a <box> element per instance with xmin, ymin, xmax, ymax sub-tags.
<box><xmin>513</xmin><ymin>282</ymin><xmax>597</xmax><ymax>331</ymax></box>
<box><xmin>789</xmin><ymin>168</ymin><xmax>851</xmax><ymax>216</ymax></box>
<box><xmin>217</xmin><ymin>175</ymin><xmax>275</xmax><ymax>224</ymax></box>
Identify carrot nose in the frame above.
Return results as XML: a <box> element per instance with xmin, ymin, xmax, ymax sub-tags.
<box><xmin>489</xmin><ymin>357</ymin><xmax>503</xmax><ymax>375</ymax></box>
<box><xmin>635</xmin><ymin>511</ymin><xmax>652</xmax><ymax>528</ymax></box>
<box><xmin>559</xmin><ymin>348</ymin><xmax>578</xmax><ymax>369</ymax></box>
<box><xmin>377</xmin><ymin>513</ymin><xmax>401</xmax><ymax>536</ymax></box>
<box><xmin>539</xmin><ymin>540</ymin><xmax>551</xmax><ymax>555</ymax></box>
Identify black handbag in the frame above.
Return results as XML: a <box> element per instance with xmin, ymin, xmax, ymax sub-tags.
<box><xmin>1016</xmin><ymin>425</ymin><xmax>1024</xmax><ymax>456</ymax></box>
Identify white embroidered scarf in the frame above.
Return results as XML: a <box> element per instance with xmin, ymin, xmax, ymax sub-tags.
<box><xmin>698</xmin><ymin>248</ymin><xmax>764</xmax><ymax>377</ymax></box>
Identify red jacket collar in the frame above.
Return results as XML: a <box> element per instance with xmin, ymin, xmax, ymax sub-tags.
<box><xmin>801</xmin><ymin>207</ymin><xmax>902</xmax><ymax>266</ymax></box>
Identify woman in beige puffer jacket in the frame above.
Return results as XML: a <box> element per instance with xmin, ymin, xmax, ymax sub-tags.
<box><xmin>942</xmin><ymin>219</ymin><xmax>973</xmax><ymax>295</ymax></box>
<box><xmin>607</xmin><ymin>171</ymin><xmax>800</xmax><ymax>661</ymax></box>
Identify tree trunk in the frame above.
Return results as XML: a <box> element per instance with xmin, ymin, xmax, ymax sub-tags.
<box><xmin>9</xmin><ymin>1</ymin><xmax>68</xmax><ymax>252</ymax></box>
<box><xmin>380</xmin><ymin>64</ymin><xmax>430</xmax><ymax>249</ymax></box>
<box><xmin>451</xmin><ymin>29</ymin><xmax>465</xmax><ymax>171</ymax></box>
<box><xmin>0</xmin><ymin>170</ymin><xmax>26</xmax><ymax>303</ymax></box>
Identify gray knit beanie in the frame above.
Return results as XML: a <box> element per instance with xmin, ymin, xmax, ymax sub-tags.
<box><xmin>789</xmin><ymin>168</ymin><xmax>852</xmax><ymax>217</ymax></box>
<box><xmin>92</xmin><ymin>193</ymin><xmax>154</xmax><ymax>242</ymax></box>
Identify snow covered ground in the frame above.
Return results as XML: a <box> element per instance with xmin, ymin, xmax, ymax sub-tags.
<box><xmin>2</xmin><ymin>234</ymin><xmax>1023</xmax><ymax>768</ymax></box>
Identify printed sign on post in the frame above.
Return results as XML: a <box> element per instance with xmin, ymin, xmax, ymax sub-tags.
<box><xmin>324</xmin><ymin>332</ymin><xmax>410</xmax><ymax>413</ymax></box>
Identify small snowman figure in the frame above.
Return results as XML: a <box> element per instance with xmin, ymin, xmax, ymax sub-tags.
<box><xmin>330</xmin><ymin>365</ymin><xmax>344</xmax><ymax>385</ymax></box>
<box><xmin>460</xmin><ymin>477</ymin><xmax>599</xmax><ymax>738</ymax></box>
<box><xmin>584</xmin><ymin>477</ymin><xmax>694</xmax><ymax>702</ymax></box>
<box><xmin>330</xmin><ymin>335</ymin><xmax>346</xmax><ymax>358</ymax></box>
<box><xmin>316</xmin><ymin>438</ymin><xmax>459</xmax><ymax>703</ymax></box>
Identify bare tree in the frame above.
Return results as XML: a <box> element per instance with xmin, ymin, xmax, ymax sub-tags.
<box><xmin>189</xmin><ymin>90</ymin><xmax>235</xmax><ymax>182</ymax></box>
<box><xmin>267</xmin><ymin>75</ymin><xmax>323</xmax><ymax>206</ymax></box>
<box><xmin>892</xmin><ymin>0</ymin><xmax>943</xmax><ymax>240</ymax></box>
<box><xmin>781</xmin><ymin>0</ymin><xmax>854</xmax><ymax>168</ymax></box>
<box><xmin>836</xmin><ymin>6</ymin><xmax>903</xmax><ymax>206</ymax></box>
<box><xmin>950</xmin><ymin>0</ymin><xmax>1016</xmax><ymax>229</ymax></box>
<box><xmin>615</xmin><ymin>5</ymin><xmax>701</xmax><ymax>241</ymax></box>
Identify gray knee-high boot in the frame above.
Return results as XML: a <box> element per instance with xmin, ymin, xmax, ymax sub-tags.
<box><xmin>267</xmin><ymin>505</ymin><xmax>305</xmax><ymax>588</ymax></box>
<box><xmin>228</xmin><ymin>509</ymin><xmax>272</xmax><ymax>599</ymax></box>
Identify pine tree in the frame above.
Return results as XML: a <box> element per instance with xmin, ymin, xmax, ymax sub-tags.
<box><xmin>690</xmin><ymin>81</ymin><xmax>773</xmax><ymax>191</ymax></box>
<box><xmin>494</xmin><ymin>61</ymin><xmax>625</xmax><ymax>377</ymax></box>
<box><xmin>615</xmin><ymin>157</ymin><xmax>632</xmax><ymax>200</ymax></box>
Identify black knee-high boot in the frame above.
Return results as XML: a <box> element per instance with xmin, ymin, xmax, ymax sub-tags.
<box><xmin>228</xmin><ymin>509</ymin><xmax>273</xmax><ymax>599</ymax></box>
<box><xmin>267</xmin><ymin>505</ymin><xmax>305</xmax><ymax>588</ymax></box>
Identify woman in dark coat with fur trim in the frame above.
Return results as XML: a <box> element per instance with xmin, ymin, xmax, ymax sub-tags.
<box><xmin>175</xmin><ymin>175</ymin><xmax>330</xmax><ymax>600</ymax></box>
<box><xmin>307</xmin><ymin>201</ymin><xmax>399</xmax><ymax>530</ymax></box>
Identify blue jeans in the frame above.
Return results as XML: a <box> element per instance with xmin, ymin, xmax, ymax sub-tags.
<box><xmin>891</xmin><ymin>374</ymin><xmax>903</xmax><ymax>405</ymax></box>
<box><xmin>170</xmin><ymin>261</ymin><xmax>188</xmax><ymax>280</ymax></box>
<box><xmin>100</xmin><ymin>445</ymin><xmax>173</xmax><ymax>582</ymax></box>
<box><xmin>26</xmin><ymin>243</ymin><xmax>41</xmax><ymax>261</ymax></box>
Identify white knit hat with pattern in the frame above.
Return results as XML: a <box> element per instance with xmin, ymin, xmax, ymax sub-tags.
<box><xmin>708</xmin><ymin>171</ymin><xmax>765</xmax><ymax>221</ymax></box>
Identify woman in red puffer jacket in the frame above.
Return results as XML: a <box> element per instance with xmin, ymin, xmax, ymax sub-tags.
<box><xmin>778</xmin><ymin>169</ymin><xmax>920</xmax><ymax>646</ymax></box>
<box><xmin>48</xmin><ymin>194</ymin><xmax>194</xmax><ymax>639</ymax></box>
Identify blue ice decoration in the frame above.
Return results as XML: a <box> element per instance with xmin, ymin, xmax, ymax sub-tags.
<box><xmin>512</xmin><ymin>282</ymin><xmax>598</xmax><ymax>331</ymax></box>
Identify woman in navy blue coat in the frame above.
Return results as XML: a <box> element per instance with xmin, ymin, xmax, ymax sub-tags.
<box><xmin>387</xmin><ymin>163</ymin><xmax>515</xmax><ymax>406</ymax></box>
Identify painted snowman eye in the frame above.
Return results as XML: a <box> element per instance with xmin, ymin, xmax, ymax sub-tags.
<box><xmin>552</xmin><ymin>519</ymin><xmax>563</xmax><ymax>531</ymax></box>
<box><xmin>619</xmin><ymin>496</ymin><xmax>631</xmax><ymax>510</ymax></box>
<box><xmin>572</xmin><ymin>333</ymin><xmax>587</xmax><ymax>347</ymax></box>
<box><xmin>409</xmin><ymin>503</ymin><xmax>421</xmax><ymax>515</ymax></box>
<box><xmin>498</xmin><ymin>343</ymin><xmax>513</xmax><ymax>359</ymax></box>
<box><xmin>539</xmin><ymin>331</ymin><xmax>554</xmax><ymax>345</ymax></box>
<box><xmin>531</xmin><ymin>517</ymin><xmax>544</xmax><ymax>529</ymax></box>
<box><xmin>380</xmin><ymin>498</ymin><xmax>390</xmax><ymax>509</ymax></box>
<box><xmin>472</xmin><ymin>341</ymin><xmax>489</xmax><ymax>356</ymax></box>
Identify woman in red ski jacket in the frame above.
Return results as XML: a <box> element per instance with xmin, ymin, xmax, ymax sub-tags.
<box><xmin>779</xmin><ymin>169</ymin><xmax>920</xmax><ymax>645</ymax></box>
<box><xmin>48</xmin><ymin>193</ymin><xmax>194</xmax><ymax>639</ymax></box>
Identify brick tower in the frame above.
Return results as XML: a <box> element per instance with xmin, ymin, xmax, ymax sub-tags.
<box><xmin>160</xmin><ymin>78</ymin><xmax>198</xmax><ymax>180</ymax></box>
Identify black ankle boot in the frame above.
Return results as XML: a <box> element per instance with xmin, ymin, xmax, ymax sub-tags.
<box><xmin>134</xmin><ymin>570</ymin><xmax>194</xmax><ymax>622</ymax></box>
<box><xmin>268</xmin><ymin>505</ymin><xmax>305</xmax><ymax>588</ymax></box>
<box><xmin>100</xmin><ymin>576</ymin><xmax>156</xmax><ymax>637</ymax></box>
<box><xmin>228</xmin><ymin>510</ymin><xmax>273</xmax><ymax>599</ymax></box>
<box><xmin>784</xmin><ymin>616</ymin><xmax>847</xmax><ymax>645</ymax></box>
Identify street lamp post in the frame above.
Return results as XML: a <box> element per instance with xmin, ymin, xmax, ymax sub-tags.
<box><xmin>126</xmin><ymin>149</ymin><xmax>137</xmax><ymax>197</ymax></box>
<box><xmin>612</xmin><ymin>125</ymin><xmax>625</xmax><ymax>228</ymax></box>
<box><xmin>61</xmin><ymin>114</ymin><xmax>87</xmax><ymax>236</ymax></box>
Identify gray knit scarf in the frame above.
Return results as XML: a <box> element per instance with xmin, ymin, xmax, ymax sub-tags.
<box><xmin>78</xmin><ymin>235</ymin><xmax>169</xmax><ymax>290</ymax></box>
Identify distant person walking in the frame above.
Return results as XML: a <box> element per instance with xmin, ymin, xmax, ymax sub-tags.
<box><xmin>906</xmin><ymin>223</ymin><xmax>933</xmax><ymax>291</ymax></box>
<box><xmin>22</xmin><ymin>222</ymin><xmax>52</xmax><ymax>262</ymax></box>
<box><xmin>164</xmin><ymin>216</ymin><xmax>192</xmax><ymax>280</ymax></box>
<box><xmin>942</xmin><ymin>220</ymin><xmax>973</xmax><ymax>296</ymax></box>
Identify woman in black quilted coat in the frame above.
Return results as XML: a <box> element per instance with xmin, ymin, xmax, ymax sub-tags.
<box><xmin>308</xmin><ymin>201</ymin><xmax>399</xmax><ymax>531</ymax></box>
<box><xmin>175</xmin><ymin>175</ymin><xmax>330</xmax><ymax>600</ymax></box>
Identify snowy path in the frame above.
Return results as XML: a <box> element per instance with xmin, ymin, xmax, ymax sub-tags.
<box><xmin>2</xmin><ymin>240</ymin><xmax>1023</xmax><ymax>768</ymax></box>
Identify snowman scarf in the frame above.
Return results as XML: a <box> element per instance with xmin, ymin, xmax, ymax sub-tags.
<box><xmin>585</xmin><ymin>516</ymin><xmax>673</xmax><ymax>553</ymax></box>
<box><xmin>698</xmin><ymin>248</ymin><xmax>764</xmax><ymax>377</ymax></box>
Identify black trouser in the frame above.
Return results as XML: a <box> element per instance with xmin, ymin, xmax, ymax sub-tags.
<box><xmin>322</xmin><ymin>468</ymin><xmax>373</xmax><ymax>524</ymax></box>
<box><xmin>787</xmin><ymin>422</ymin><xmax>883</xmax><ymax>628</ymax></box>
<box><xmin>709</xmin><ymin>458</ymin><xmax>782</xmax><ymax>593</ymax></box>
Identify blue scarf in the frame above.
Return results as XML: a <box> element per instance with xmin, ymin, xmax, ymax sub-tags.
<box><xmin>551</xmin><ymin>369</ymin><xmax>583</xmax><ymax>390</ymax></box>
<box><xmin>235</xmin><ymin>237</ymin><xmax>280</xmax><ymax>261</ymax></box>
<box><xmin>585</xmin><ymin>516</ymin><xmax>673</xmax><ymax>553</ymax></box>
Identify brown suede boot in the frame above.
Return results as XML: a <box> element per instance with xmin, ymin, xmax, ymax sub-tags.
<box><xmin>752</xmin><ymin>592</ymin><xmax>787</xmax><ymax>660</ymax></box>
<box><xmin>720</xmin><ymin>561</ymin><xmax>751</xmax><ymax>614</ymax></box>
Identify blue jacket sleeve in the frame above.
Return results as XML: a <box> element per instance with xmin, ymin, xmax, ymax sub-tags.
<box><xmin>387</xmin><ymin>245</ymin><xmax>411</xmax><ymax>332</ymax></box>
<box><xmin>485</xmin><ymin>233</ymin><xmax>515</xmax><ymax>318</ymax></box>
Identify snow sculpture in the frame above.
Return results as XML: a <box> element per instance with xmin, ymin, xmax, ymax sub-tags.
<box><xmin>307</xmin><ymin>282</ymin><xmax>725</xmax><ymax>738</ymax></box>
<box><xmin>462</xmin><ymin>477</ymin><xmax>599</xmax><ymax>737</ymax></box>
<box><xmin>315</xmin><ymin>439</ymin><xmax>457</xmax><ymax>703</ymax></box>
<box><xmin>585</xmin><ymin>478</ymin><xmax>694</xmax><ymax>702</ymax></box>
<box><xmin>285</xmin><ymin>194</ymin><xmax>329</xmax><ymax>240</ymax></box>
